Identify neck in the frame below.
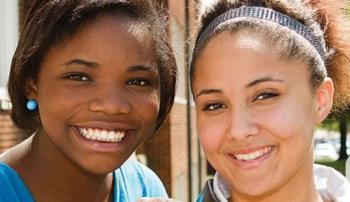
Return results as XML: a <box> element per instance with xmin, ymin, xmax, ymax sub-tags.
<box><xmin>13</xmin><ymin>131</ymin><xmax>114</xmax><ymax>202</ymax></box>
<box><xmin>231</xmin><ymin>155</ymin><xmax>322</xmax><ymax>202</ymax></box>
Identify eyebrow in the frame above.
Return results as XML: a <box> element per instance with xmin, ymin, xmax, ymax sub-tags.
<box><xmin>195</xmin><ymin>76</ymin><xmax>283</xmax><ymax>98</ymax></box>
<box><xmin>62</xmin><ymin>59</ymin><xmax>99</xmax><ymax>68</ymax></box>
<box><xmin>246</xmin><ymin>76</ymin><xmax>284</xmax><ymax>88</ymax></box>
<box><xmin>62</xmin><ymin>60</ymin><xmax>157</xmax><ymax>73</ymax></box>
<box><xmin>196</xmin><ymin>89</ymin><xmax>222</xmax><ymax>98</ymax></box>
<box><xmin>127</xmin><ymin>65</ymin><xmax>158</xmax><ymax>74</ymax></box>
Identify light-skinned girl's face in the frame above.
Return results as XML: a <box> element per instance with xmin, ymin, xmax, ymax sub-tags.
<box><xmin>28</xmin><ymin>14</ymin><xmax>160</xmax><ymax>174</ymax></box>
<box><xmin>192</xmin><ymin>32</ymin><xmax>333</xmax><ymax>198</ymax></box>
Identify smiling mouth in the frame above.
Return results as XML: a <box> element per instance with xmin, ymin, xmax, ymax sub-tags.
<box><xmin>77</xmin><ymin>127</ymin><xmax>127</xmax><ymax>143</ymax></box>
<box><xmin>232</xmin><ymin>146</ymin><xmax>273</xmax><ymax>162</ymax></box>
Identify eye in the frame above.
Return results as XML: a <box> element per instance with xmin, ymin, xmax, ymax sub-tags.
<box><xmin>63</xmin><ymin>72</ymin><xmax>91</xmax><ymax>81</ymax></box>
<box><xmin>203</xmin><ymin>103</ymin><xmax>226</xmax><ymax>111</ymax></box>
<box><xmin>253</xmin><ymin>91</ymin><xmax>279</xmax><ymax>101</ymax></box>
<box><xmin>127</xmin><ymin>78</ymin><xmax>150</xmax><ymax>86</ymax></box>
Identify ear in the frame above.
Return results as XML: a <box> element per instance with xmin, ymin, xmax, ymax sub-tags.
<box><xmin>25</xmin><ymin>78</ymin><xmax>38</xmax><ymax>100</ymax></box>
<box><xmin>315</xmin><ymin>77</ymin><xmax>334</xmax><ymax>124</ymax></box>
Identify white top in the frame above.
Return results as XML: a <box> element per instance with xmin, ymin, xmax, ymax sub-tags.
<box><xmin>213</xmin><ymin>164</ymin><xmax>350</xmax><ymax>202</ymax></box>
<box><xmin>345</xmin><ymin>157</ymin><xmax>350</xmax><ymax>182</ymax></box>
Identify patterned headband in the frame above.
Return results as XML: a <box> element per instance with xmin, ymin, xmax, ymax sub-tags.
<box><xmin>193</xmin><ymin>6</ymin><xmax>327</xmax><ymax>62</ymax></box>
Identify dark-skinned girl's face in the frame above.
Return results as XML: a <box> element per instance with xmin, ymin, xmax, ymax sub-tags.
<box><xmin>27</xmin><ymin>14</ymin><xmax>160</xmax><ymax>174</ymax></box>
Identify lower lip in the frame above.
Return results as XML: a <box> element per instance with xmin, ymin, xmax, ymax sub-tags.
<box><xmin>72</xmin><ymin>127</ymin><xmax>133</xmax><ymax>152</ymax></box>
<box><xmin>229</xmin><ymin>147</ymin><xmax>275</xmax><ymax>170</ymax></box>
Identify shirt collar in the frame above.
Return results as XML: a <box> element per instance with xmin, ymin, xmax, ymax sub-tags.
<box><xmin>212</xmin><ymin>164</ymin><xmax>350</xmax><ymax>201</ymax></box>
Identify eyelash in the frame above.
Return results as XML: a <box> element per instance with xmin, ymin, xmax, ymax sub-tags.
<box><xmin>202</xmin><ymin>91</ymin><xmax>279</xmax><ymax>111</ymax></box>
<box><xmin>202</xmin><ymin>103</ymin><xmax>226</xmax><ymax>111</ymax></box>
<box><xmin>126</xmin><ymin>78</ymin><xmax>151</xmax><ymax>86</ymax></box>
<box><xmin>63</xmin><ymin>72</ymin><xmax>91</xmax><ymax>81</ymax></box>
<box><xmin>253</xmin><ymin>91</ymin><xmax>279</xmax><ymax>101</ymax></box>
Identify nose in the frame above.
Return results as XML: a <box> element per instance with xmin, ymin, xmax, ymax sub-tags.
<box><xmin>226</xmin><ymin>106</ymin><xmax>260</xmax><ymax>140</ymax></box>
<box><xmin>88</xmin><ymin>85</ymin><xmax>131</xmax><ymax>116</ymax></box>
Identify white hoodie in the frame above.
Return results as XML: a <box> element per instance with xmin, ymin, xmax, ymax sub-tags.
<box><xmin>212</xmin><ymin>164</ymin><xmax>350</xmax><ymax>202</ymax></box>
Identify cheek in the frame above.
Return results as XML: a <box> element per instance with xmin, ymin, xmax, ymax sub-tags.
<box><xmin>267</xmin><ymin>111</ymin><xmax>299</xmax><ymax>139</ymax></box>
<box><xmin>38</xmin><ymin>86</ymin><xmax>81</xmax><ymax>114</ymax></box>
<box><xmin>259</xmin><ymin>102</ymin><xmax>315</xmax><ymax>142</ymax></box>
<box><xmin>38</xmin><ymin>96</ymin><xmax>74</xmax><ymax>133</ymax></box>
<box><xmin>265</xmin><ymin>107</ymin><xmax>315</xmax><ymax>164</ymax></box>
<box><xmin>197</xmin><ymin>115</ymin><xmax>226</xmax><ymax>153</ymax></box>
<box><xmin>135</xmin><ymin>91</ymin><xmax>160</xmax><ymax>125</ymax></box>
<box><xmin>36</xmin><ymin>82</ymin><xmax>89</xmax><ymax>135</ymax></box>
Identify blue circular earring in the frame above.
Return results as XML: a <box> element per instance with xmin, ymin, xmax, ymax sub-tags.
<box><xmin>26</xmin><ymin>99</ymin><xmax>38</xmax><ymax>111</ymax></box>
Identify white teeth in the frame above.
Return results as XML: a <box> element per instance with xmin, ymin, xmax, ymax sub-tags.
<box><xmin>78</xmin><ymin>127</ymin><xmax>126</xmax><ymax>143</ymax></box>
<box><xmin>107</xmin><ymin>131</ymin><xmax>115</xmax><ymax>141</ymax></box>
<box><xmin>234</xmin><ymin>146</ymin><xmax>272</xmax><ymax>161</ymax></box>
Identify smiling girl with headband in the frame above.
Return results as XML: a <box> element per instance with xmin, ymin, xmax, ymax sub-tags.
<box><xmin>0</xmin><ymin>0</ymin><xmax>176</xmax><ymax>201</ymax></box>
<box><xmin>190</xmin><ymin>0</ymin><xmax>350</xmax><ymax>201</ymax></box>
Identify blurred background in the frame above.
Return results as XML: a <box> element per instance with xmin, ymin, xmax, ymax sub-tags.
<box><xmin>0</xmin><ymin>1</ymin><xmax>349</xmax><ymax>201</ymax></box>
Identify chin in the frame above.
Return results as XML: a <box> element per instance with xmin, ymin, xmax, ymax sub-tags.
<box><xmin>79</xmin><ymin>156</ymin><xmax>127</xmax><ymax>175</ymax></box>
<box><xmin>232</xmin><ymin>180</ymin><xmax>281</xmax><ymax>199</ymax></box>
<box><xmin>88</xmin><ymin>167</ymin><xmax>117</xmax><ymax>176</ymax></box>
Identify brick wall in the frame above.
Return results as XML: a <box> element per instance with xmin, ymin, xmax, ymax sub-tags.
<box><xmin>143</xmin><ymin>118</ymin><xmax>172</xmax><ymax>194</ymax></box>
<box><xmin>170</xmin><ymin>102</ymin><xmax>188</xmax><ymax>200</ymax></box>
<box><xmin>141</xmin><ymin>101</ymin><xmax>197</xmax><ymax>200</ymax></box>
<box><xmin>0</xmin><ymin>113</ymin><xmax>27</xmax><ymax>153</ymax></box>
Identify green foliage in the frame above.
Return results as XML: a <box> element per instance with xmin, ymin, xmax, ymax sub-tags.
<box><xmin>319</xmin><ymin>107</ymin><xmax>350</xmax><ymax>132</ymax></box>
<box><xmin>319</xmin><ymin>117</ymin><xmax>339</xmax><ymax>131</ymax></box>
<box><xmin>315</xmin><ymin>159</ymin><xmax>346</xmax><ymax>175</ymax></box>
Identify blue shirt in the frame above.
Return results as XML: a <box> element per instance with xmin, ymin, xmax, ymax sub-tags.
<box><xmin>0</xmin><ymin>159</ymin><xmax>167</xmax><ymax>202</ymax></box>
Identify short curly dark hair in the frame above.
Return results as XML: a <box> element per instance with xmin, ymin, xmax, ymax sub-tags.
<box><xmin>8</xmin><ymin>0</ymin><xmax>177</xmax><ymax>134</ymax></box>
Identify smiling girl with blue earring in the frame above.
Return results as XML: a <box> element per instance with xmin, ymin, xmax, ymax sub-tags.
<box><xmin>0</xmin><ymin>0</ymin><xmax>177</xmax><ymax>201</ymax></box>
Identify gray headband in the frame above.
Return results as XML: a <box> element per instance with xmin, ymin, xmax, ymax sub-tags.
<box><xmin>194</xmin><ymin>6</ymin><xmax>327</xmax><ymax>62</ymax></box>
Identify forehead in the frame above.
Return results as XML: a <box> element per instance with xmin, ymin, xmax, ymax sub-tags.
<box><xmin>75</xmin><ymin>14</ymin><xmax>151</xmax><ymax>48</ymax></box>
<box><xmin>199</xmin><ymin>31</ymin><xmax>274</xmax><ymax>62</ymax></box>
<box><xmin>47</xmin><ymin>14</ymin><xmax>157</xmax><ymax>67</ymax></box>
<box><xmin>193</xmin><ymin>31</ymin><xmax>310</xmax><ymax>90</ymax></box>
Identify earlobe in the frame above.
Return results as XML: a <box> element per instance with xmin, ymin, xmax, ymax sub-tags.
<box><xmin>315</xmin><ymin>78</ymin><xmax>334</xmax><ymax>124</ymax></box>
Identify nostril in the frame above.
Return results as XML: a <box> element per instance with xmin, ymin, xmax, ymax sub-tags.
<box><xmin>88</xmin><ymin>93</ymin><xmax>132</xmax><ymax>115</ymax></box>
<box><xmin>227</xmin><ymin>112</ymin><xmax>259</xmax><ymax>140</ymax></box>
